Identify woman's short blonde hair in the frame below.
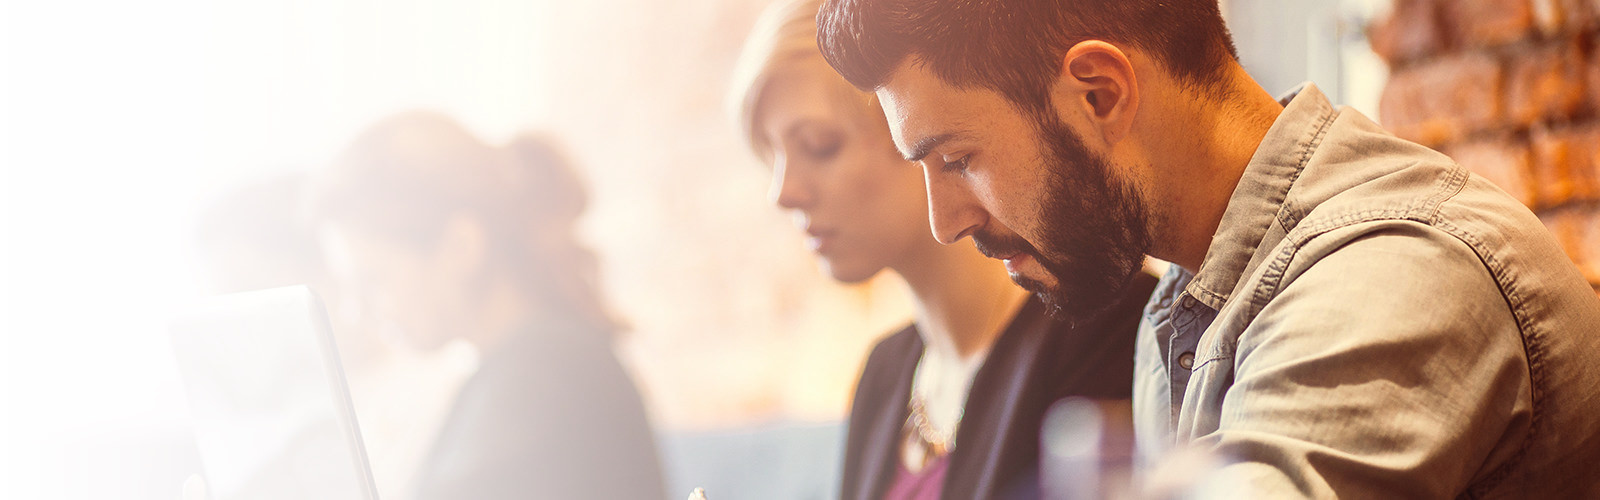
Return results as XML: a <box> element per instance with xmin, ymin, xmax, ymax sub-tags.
<box><xmin>729</xmin><ymin>0</ymin><xmax>874</xmax><ymax>160</ymax></box>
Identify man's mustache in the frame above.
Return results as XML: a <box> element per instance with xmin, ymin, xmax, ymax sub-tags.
<box><xmin>971</xmin><ymin>229</ymin><xmax>1038</xmax><ymax>261</ymax></box>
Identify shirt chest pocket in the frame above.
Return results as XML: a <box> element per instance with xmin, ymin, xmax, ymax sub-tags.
<box><xmin>1176</xmin><ymin>326</ymin><xmax>1242</xmax><ymax>438</ymax></box>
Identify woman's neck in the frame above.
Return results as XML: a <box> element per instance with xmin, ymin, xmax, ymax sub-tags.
<box><xmin>893</xmin><ymin>241</ymin><xmax>1028</xmax><ymax>367</ymax></box>
<box><xmin>464</xmin><ymin>280</ymin><xmax>535</xmax><ymax>352</ymax></box>
<box><xmin>893</xmin><ymin>240</ymin><xmax>1026</xmax><ymax>469</ymax></box>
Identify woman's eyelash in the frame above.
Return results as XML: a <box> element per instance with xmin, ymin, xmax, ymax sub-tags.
<box><xmin>798</xmin><ymin>132</ymin><xmax>841</xmax><ymax>160</ymax></box>
<box><xmin>809</xmin><ymin>141</ymin><xmax>841</xmax><ymax>159</ymax></box>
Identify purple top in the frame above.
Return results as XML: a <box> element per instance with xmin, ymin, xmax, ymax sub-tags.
<box><xmin>883</xmin><ymin>454</ymin><xmax>951</xmax><ymax>500</ymax></box>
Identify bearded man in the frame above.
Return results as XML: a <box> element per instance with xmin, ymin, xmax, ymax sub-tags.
<box><xmin>816</xmin><ymin>0</ymin><xmax>1600</xmax><ymax>497</ymax></box>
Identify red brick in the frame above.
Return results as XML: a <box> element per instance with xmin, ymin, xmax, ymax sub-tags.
<box><xmin>1573</xmin><ymin>123</ymin><xmax>1600</xmax><ymax>202</ymax></box>
<box><xmin>1450</xmin><ymin>138</ymin><xmax>1539</xmax><ymax>208</ymax></box>
<box><xmin>1507</xmin><ymin>38</ymin><xmax>1589</xmax><ymax>127</ymax></box>
<box><xmin>1537</xmin><ymin>207</ymin><xmax>1600</xmax><ymax>283</ymax></box>
<box><xmin>1586</xmin><ymin>127</ymin><xmax>1600</xmax><ymax>200</ymax></box>
<box><xmin>1381</xmin><ymin>53</ymin><xmax>1504</xmax><ymax>146</ymax></box>
<box><xmin>1565</xmin><ymin>0</ymin><xmax>1596</xmax><ymax>29</ymax></box>
<box><xmin>1590</xmin><ymin>32</ymin><xmax>1600</xmax><ymax>110</ymax></box>
<box><xmin>1540</xmin><ymin>208</ymin><xmax>1584</xmax><ymax>263</ymax></box>
<box><xmin>1531</xmin><ymin>127</ymin><xmax>1578</xmax><ymax>206</ymax></box>
<box><xmin>1534</xmin><ymin>0</ymin><xmax>1563</xmax><ymax>33</ymax></box>
<box><xmin>1531</xmin><ymin>125</ymin><xmax>1600</xmax><ymax>206</ymax></box>
<box><xmin>1584</xmin><ymin>0</ymin><xmax>1600</xmax><ymax>27</ymax></box>
<box><xmin>1580</xmin><ymin>209</ymin><xmax>1600</xmax><ymax>283</ymax></box>
<box><xmin>1445</xmin><ymin>0</ymin><xmax>1536</xmax><ymax>48</ymax></box>
<box><xmin>1372</xmin><ymin>0</ymin><xmax>1446</xmax><ymax>65</ymax></box>
<box><xmin>1532</xmin><ymin>0</ymin><xmax>1596</xmax><ymax>33</ymax></box>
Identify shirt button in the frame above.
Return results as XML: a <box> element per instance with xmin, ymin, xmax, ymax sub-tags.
<box><xmin>1181</xmin><ymin>296</ymin><xmax>1197</xmax><ymax>309</ymax></box>
<box><xmin>1177</xmin><ymin>352</ymin><xmax>1195</xmax><ymax>370</ymax></box>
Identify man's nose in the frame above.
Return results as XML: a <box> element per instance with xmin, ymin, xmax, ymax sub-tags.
<box><xmin>923</xmin><ymin>169</ymin><xmax>983</xmax><ymax>245</ymax></box>
<box><xmin>769</xmin><ymin>155</ymin><xmax>815</xmax><ymax>209</ymax></box>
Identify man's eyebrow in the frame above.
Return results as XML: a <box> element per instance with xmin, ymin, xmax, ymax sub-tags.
<box><xmin>903</xmin><ymin>132</ymin><xmax>961</xmax><ymax>162</ymax></box>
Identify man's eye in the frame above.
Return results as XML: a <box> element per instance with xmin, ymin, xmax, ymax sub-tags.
<box><xmin>941</xmin><ymin>155</ymin><xmax>971</xmax><ymax>173</ymax></box>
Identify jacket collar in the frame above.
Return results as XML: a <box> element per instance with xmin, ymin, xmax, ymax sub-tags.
<box><xmin>1185</xmin><ymin>83</ymin><xmax>1339</xmax><ymax>310</ymax></box>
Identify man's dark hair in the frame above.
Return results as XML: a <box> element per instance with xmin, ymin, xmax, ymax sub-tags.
<box><xmin>817</xmin><ymin>0</ymin><xmax>1239</xmax><ymax>115</ymax></box>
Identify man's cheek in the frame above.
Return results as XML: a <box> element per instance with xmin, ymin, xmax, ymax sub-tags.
<box><xmin>971</xmin><ymin>174</ymin><xmax>1021</xmax><ymax>218</ymax></box>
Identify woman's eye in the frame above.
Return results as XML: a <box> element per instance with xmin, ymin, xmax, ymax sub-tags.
<box><xmin>806</xmin><ymin>140</ymin><xmax>842</xmax><ymax>161</ymax></box>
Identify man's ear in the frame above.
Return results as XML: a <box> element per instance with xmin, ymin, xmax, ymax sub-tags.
<box><xmin>1050</xmin><ymin>40</ymin><xmax>1139</xmax><ymax>146</ymax></box>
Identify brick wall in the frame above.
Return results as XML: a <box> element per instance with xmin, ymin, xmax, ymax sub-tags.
<box><xmin>1373</xmin><ymin>0</ymin><xmax>1600</xmax><ymax>292</ymax></box>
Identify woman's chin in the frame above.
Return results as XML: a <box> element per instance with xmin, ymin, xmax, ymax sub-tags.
<box><xmin>819</xmin><ymin>258</ymin><xmax>881</xmax><ymax>285</ymax></box>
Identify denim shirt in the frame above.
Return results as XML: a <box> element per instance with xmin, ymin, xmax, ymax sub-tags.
<box><xmin>1132</xmin><ymin>83</ymin><xmax>1600</xmax><ymax>498</ymax></box>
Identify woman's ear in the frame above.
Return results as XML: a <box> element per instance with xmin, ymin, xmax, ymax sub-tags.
<box><xmin>1051</xmin><ymin>40</ymin><xmax>1140</xmax><ymax>146</ymax></box>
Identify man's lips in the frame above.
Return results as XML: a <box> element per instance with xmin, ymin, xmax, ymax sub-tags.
<box><xmin>973</xmin><ymin>237</ymin><xmax>1034</xmax><ymax>275</ymax></box>
<box><xmin>1002</xmin><ymin>252</ymin><xmax>1033</xmax><ymax>275</ymax></box>
<box><xmin>973</xmin><ymin>236</ymin><xmax>1024</xmax><ymax>261</ymax></box>
<box><xmin>973</xmin><ymin>233</ymin><xmax>1049</xmax><ymax>283</ymax></box>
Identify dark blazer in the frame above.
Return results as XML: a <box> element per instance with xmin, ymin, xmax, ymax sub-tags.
<box><xmin>839</xmin><ymin>273</ymin><xmax>1158</xmax><ymax>500</ymax></box>
<box><xmin>412</xmin><ymin>322</ymin><xmax>667</xmax><ymax>500</ymax></box>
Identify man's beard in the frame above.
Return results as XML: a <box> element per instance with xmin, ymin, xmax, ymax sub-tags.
<box><xmin>973</xmin><ymin>111</ymin><xmax>1152</xmax><ymax>323</ymax></box>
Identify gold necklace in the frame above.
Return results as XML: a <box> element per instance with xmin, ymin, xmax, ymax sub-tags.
<box><xmin>905</xmin><ymin>394</ymin><xmax>962</xmax><ymax>457</ymax></box>
<box><xmin>904</xmin><ymin>291</ymin><xmax>1019</xmax><ymax>461</ymax></box>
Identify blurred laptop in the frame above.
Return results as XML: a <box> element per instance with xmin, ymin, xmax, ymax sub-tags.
<box><xmin>169</xmin><ymin>286</ymin><xmax>379</xmax><ymax>500</ymax></box>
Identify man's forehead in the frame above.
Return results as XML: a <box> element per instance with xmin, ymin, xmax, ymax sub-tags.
<box><xmin>873</xmin><ymin>87</ymin><xmax>914</xmax><ymax>150</ymax></box>
<box><xmin>874</xmin><ymin>60</ymin><xmax>970</xmax><ymax>155</ymax></box>
<box><xmin>875</xmin><ymin>60</ymin><xmax>946</xmax><ymax>114</ymax></box>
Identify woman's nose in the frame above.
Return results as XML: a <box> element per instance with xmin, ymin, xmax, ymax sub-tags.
<box><xmin>769</xmin><ymin>155</ymin><xmax>816</xmax><ymax>209</ymax></box>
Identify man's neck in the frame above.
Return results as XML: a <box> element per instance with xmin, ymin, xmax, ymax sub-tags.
<box><xmin>1152</xmin><ymin>68</ymin><xmax>1285</xmax><ymax>273</ymax></box>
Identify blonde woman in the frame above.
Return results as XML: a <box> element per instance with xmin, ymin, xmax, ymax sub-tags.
<box><xmin>731</xmin><ymin>1</ymin><xmax>1157</xmax><ymax>499</ymax></box>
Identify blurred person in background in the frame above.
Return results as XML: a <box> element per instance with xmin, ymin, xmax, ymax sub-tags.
<box><xmin>731</xmin><ymin>1</ymin><xmax>1157</xmax><ymax>498</ymax></box>
<box><xmin>309</xmin><ymin>111</ymin><xmax>667</xmax><ymax>500</ymax></box>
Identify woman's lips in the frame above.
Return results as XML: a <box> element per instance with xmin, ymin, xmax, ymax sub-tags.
<box><xmin>805</xmin><ymin>228</ymin><xmax>835</xmax><ymax>252</ymax></box>
<box><xmin>806</xmin><ymin>235</ymin><xmax>827</xmax><ymax>252</ymax></box>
